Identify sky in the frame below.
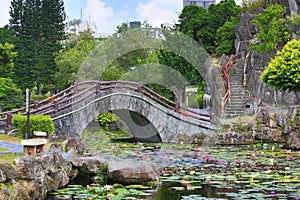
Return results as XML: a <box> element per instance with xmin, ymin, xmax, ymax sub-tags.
<box><xmin>0</xmin><ymin>0</ymin><xmax>241</xmax><ymax>34</ymax></box>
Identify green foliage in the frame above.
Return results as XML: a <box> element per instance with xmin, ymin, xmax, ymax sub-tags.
<box><xmin>261</xmin><ymin>39</ymin><xmax>300</xmax><ymax>92</ymax></box>
<box><xmin>9</xmin><ymin>0</ymin><xmax>66</xmax><ymax>94</ymax></box>
<box><xmin>96</xmin><ymin>112</ymin><xmax>116</xmax><ymax>131</ymax></box>
<box><xmin>55</xmin><ymin>29</ymin><xmax>98</xmax><ymax>90</ymax></box>
<box><xmin>179</xmin><ymin>5</ymin><xmax>217</xmax><ymax>54</ymax></box>
<box><xmin>251</xmin><ymin>4</ymin><xmax>290</xmax><ymax>54</ymax></box>
<box><xmin>12</xmin><ymin>114</ymin><xmax>54</xmax><ymax>138</ymax></box>
<box><xmin>0</xmin><ymin>43</ymin><xmax>17</xmax><ymax>78</ymax></box>
<box><xmin>0</xmin><ymin>25</ymin><xmax>17</xmax><ymax>45</ymax></box>
<box><xmin>178</xmin><ymin>1</ymin><xmax>241</xmax><ymax>54</ymax></box>
<box><xmin>96</xmin><ymin>163</ymin><xmax>108</xmax><ymax>185</ymax></box>
<box><xmin>0</xmin><ymin>78</ymin><xmax>23</xmax><ymax>111</ymax></box>
<box><xmin>216</xmin><ymin>17</ymin><xmax>240</xmax><ymax>56</ymax></box>
<box><xmin>241</xmin><ymin>0</ymin><xmax>267</xmax><ymax>13</ymax></box>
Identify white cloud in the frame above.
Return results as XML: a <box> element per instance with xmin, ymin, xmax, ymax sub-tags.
<box><xmin>136</xmin><ymin>0</ymin><xmax>181</xmax><ymax>27</ymax></box>
<box><xmin>0</xmin><ymin>0</ymin><xmax>11</xmax><ymax>27</ymax></box>
<box><xmin>83</xmin><ymin>0</ymin><xmax>124</xmax><ymax>34</ymax></box>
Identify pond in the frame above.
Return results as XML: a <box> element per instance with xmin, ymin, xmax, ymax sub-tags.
<box><xmin>47</xmin><ymin>127</ymin><xmax>300</xmax><ymax>200</ymax></box>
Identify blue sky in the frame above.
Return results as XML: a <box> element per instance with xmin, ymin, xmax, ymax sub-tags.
<box><xmin>0</xmin><ymin>0</ymin><xmax>240</xmax><ymax>34</ymax></box>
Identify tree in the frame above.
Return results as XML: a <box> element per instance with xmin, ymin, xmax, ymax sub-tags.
<box><xmin>0</xmin><ymin>25</ymin><xmax>17</xmax><ymax>45</ymax></box>
<box><xmin>9</xmin><ymin>0</ymin><xmax>66</xmax><ymax>94</ymax></box>
<box><xmin>215</xmin><ymin>16</ymin><xmax>240</xmax><ymax>56</ymax></box>
<box><xmin>178</xmin><ymin>5</ymin><xmax>217</xmax><ymax>54</ymax></box>
<box><xmin>55</xmin><ymin>29</ymin><xmax>98</xmax><ymax>90</ymax></box>
<box><xmin>0</xmin><ymin>43</ymin><xmax>17</xmax><ymax>78</ymax></box>
<box><xmin>208</xmin><ymin>0</ymin><xmax>241</xmax><ymax>28</ymax></box>
<box><xmin>0</xmin><ymin>78</ymin><xmax>23</xmax><ymax>111</ymax></box>
<box><xmin>261</xmin><ymin>39</ymin><xmax>300</xmax><ymax>92</ymax></box>
<box><xmin>178</xmin><ymin>1</ymin><xmax>241</xmax><ymax>54</ymax></box>
<box><xmin>251</xmin><ymin>4</ymin><xmax>290</xmax><ymax>54</ymax></box>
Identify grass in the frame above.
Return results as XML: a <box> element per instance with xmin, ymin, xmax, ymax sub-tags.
<box><xmin>0</xmin><ymin>147</ymin><xmax>8</xmax><ymax>152</ymax></box>
<box><xmin>0</xmin><ymin>134</ymin><xmax>23</xmax><ymax>144</ymax></box>
<box><xmin>0</xmin><ymin>153</ymin><xmax>24</xmax><ymax>164</ymax></box>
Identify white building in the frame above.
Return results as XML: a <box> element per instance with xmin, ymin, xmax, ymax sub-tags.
<box><xmin>183</xmin><ymin>0</ymin><xmax>216</xmax><ymax>8</ymax></box>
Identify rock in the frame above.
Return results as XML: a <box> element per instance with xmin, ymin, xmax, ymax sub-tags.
<box><xmin>0</xmin><ymin>162</ymin><xmax>15</xmax><ymax>182</ymax></box>
<box><xmin>38</xmin><ymin>152</ymin><xmax>72</xmax><ymax>189</ymax></box>
<box><xmin>66</xmin><ymin>156</ymin><xmax>83</xmax><ymax>167</ymax></box>
<box><xmin>0</xmin><ymin>188</ymin><xmax>10</xmax><ymax>200</ymax></box>
<box><xmin>246</xmin><ymin>97</ymin><xmax>261</xmax><ymax>115</ymax></box>
<box><xmin>14</xmin><ymin>156</ymin><xmax>44</xmax><ymax>180</ymax></box>
<box><xmin>268</xmin><ymin>118</ymin><xmax>277</xmax><ymax>128</ymax></box>
<box><xmin>275</xmin><ymin>113</ymin><xmax>286</xmax><ymax>128</ymax></box>
<box><xmin>255</xmin><ymin>133</ymin><xmax>269</xmax><ymax>142</ymax></box>
<box><xmin>65</xmin><ymin>137</ymin><xmax>86</xmax><ymax>155</ymax></box>
<box><xmin>49</xmin><ymin>143</ymin><xmax>63</xmax><ymax>154</ymax></box>
<box><xmin>288</xmin><ymin>106</ymin><xmax>297</xmax><ymax>119</ymax></box>
<box><xmin>13</xmin><ymin>180</ymin><xmax>47</xmax><ymax>200</ymax></box>
<box><xmin>287</xmin><ymin>132</ymin><xmax>300</xmax><ymax>150</ymax></box>
<box><xmin>256</xmin><ymin>109</ymin><xmax>269</xmax><ymax>124</ymax></box>
<box><xmin>107</xmin><ymin>159</ymin><xmax>159</xmax><ymax>185</ymax></box>
<box><xmin>80</xmin><ymin>156</ymin><xmax>107</xmax><ymax>173</ymax></box>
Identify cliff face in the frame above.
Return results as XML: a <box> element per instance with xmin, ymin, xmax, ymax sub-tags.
<box><xmin>234</xmin><ymin>0</ymin><xmax>300</xmax><ymax>106</ymax></box>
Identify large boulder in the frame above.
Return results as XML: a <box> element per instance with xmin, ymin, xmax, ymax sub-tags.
<box><xmin>13</xmin><ymin>151</ymin><xmax>72</xmax><ymax>199</ymax></box>
<box><xmin>107</xmin><ymin>159</ymin><xmax>159</xmax><ymax>185</ymax></box>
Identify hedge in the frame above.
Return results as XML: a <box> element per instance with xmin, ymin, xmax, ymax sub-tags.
<box><xmin>12</xmin><ymin>115</ymin><xmax>54</xmax><ymax>138</ymax></box>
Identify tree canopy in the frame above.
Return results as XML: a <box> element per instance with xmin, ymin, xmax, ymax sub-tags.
<box><xmin>251</xmin><ymin>4</ymin><xmax>290</xmax><ymax>54</ymax></box>
<box><xmin>0</xmin><ymin>43</ymin><xmax>17</xmax><ymax>78</ymax></box>
<box><xmin>178</xmin><ymin>0</ymin><xmax>241</xmax><ymax>55</ymax></box>
<box><xmin>261</xmin><ymin>39</ymin><xmax>300</xmax><ymax>92</ymax></box>
<box><xmin>55</xmin><ymin>29</ymin><xmax>98</xmax><ymax>90</ymax></box>
<box><xmin>9</xmin><ymin>0</ymin><xmax>66</xmax><ymax>94</ymax></box>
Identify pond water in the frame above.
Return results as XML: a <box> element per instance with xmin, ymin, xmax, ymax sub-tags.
<box><xmin>47</xmin><ymin>128</ymin><xmax>300</xmax><ymax>200</ymax></box>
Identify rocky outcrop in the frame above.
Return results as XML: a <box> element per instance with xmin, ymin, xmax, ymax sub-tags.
<box><xmin>0</xmin><ymin>152</ymin><xmax>160</xmax><ymax>200</ymax></box>
<box><xmin>218</xmin><ymin>106</ymin><xmax>300</xmax><ymax>149</ymax></box>
<box><xmin>234</xmin><ymin>4</ymin><xmax>300</xmax><ymax>106</ymax></box>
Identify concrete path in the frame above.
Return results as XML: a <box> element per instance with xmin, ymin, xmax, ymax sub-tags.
<box><xmin>0</xmin><ymin>141</ymin><xmax>23</xmax><ymax>153</ymax></box>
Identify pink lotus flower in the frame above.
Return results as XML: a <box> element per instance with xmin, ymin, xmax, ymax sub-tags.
<box><xmin>134</xmin><ymin>149</ymin><xmax>141</xmax><ymax>154</ymax></box>
<box><xmin>251</xmin><ymin>153</ymin><xmax>256</xmax><ymax>158</ymax></box>
<box><xmin>287</xmin><ymin>155</ymin><xmax>293</xmax><ymax>160</ymax></box>
<box><xmin>236</xmin><ymin>158</ymin><xmax>240</xmax><ymax>164</ymax></box>
<box><xmin>217</xmin><ymin>160</ymin><xmax>222</xmax><ymax>165</ymax></box>
<box><xmin>195</xmin><ymin>152</ymin><xmax>199</xmax><ymax>158</ymax></box>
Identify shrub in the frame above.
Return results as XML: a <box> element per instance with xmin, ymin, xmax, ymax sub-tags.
<box><xmin>12</xmin><ymin>115</ymin><xmax>54</xmax><ymax>138</ymax></box>
<box><xmin>95</xmin><ymin>112</ymin><xmax>116</xmax><ymax>131</ymax></box>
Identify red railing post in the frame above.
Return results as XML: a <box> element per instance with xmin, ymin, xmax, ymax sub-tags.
<box><xmin>138</xmin><ymin>82</ymin><xmax>143</xmax><ymax>93</ymax></box>
<box><xmin>34</xmin><ymin>102</ymin><xmax>38</xmax><ymax>109</ymax></box>
<box><xmin>96</xmin><ymin>82</ymin><xmax>102</xmax><ymax>94</ymax></box>
<box><xmin>6</xmin><ymin>113</ymin><xmax>12</xmax><ymax>127</ymax></box>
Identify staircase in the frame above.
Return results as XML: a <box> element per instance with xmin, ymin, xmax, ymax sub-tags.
<box><xmin>224</xmin><ymin>65</ymin><xmax>250</xmax><ymax>118</ymax></box>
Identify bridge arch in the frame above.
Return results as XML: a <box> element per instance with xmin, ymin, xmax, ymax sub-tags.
<box><xmin>51</xmin><ymin>81</ymin><xmax>215</xmax><ymax>143</ymax></box>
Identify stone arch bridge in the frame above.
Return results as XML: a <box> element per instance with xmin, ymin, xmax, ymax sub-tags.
<box><xmin>0</xmin><ymin>81</ymin><xmax>216</xmax><ymax>143</ymax></box>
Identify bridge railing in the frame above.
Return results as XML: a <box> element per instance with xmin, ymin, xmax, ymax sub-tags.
<box><xmin>0</xmin><ymin>80</ymin><xmax>212</xmax><ymax>127</ymax></box>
